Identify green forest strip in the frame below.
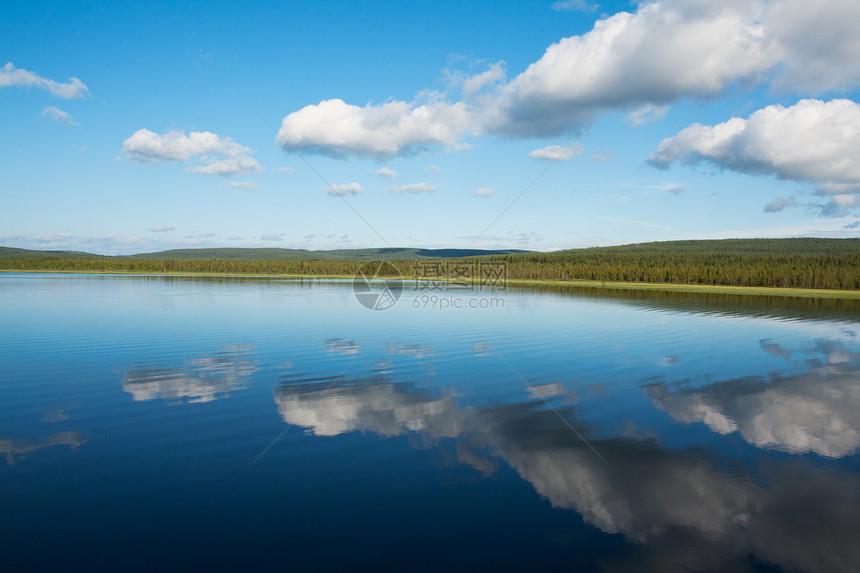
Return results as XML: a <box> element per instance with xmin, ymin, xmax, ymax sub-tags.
<box><xmin>2</xmin><ymin>254</ymin><xmax>860</xmax><ymax>300</ymax></box>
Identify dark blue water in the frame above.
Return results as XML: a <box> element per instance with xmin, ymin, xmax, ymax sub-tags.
<box><xmin>2</xmin><ymin>274</ymin><xmax>860</xmax><ymax>572</ymax></box>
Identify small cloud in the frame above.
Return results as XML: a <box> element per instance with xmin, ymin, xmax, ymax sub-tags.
<box><xmin>462</xmin><ymin>61</ymin><xmax>506</xmax><ymax>96</ymax></box>
<box><xmin>626</xmin><ymin>104</ymin><xmax>669</xmax><ymax>126</ymax></box>
<box><xmin>667</xmin><ymin>186</ymin><xmax>684</xmax><ymax>195</ymax></box>
<box><xmin>260</xmin><ymin>233</ymin><xmax>285</xmax><ymax>241</ymax></box>
<box><xmin>199</xmin><ymin>232</ymin><xmax>216</xmax><ymax>238</ymax></box>
<box><xmin>820</xmin><ymin>194</ymin><xmax>860</xmax><ymax>218</ymax></box>
<box><xmin>148</xmin><ymin>225</ymin><xmax>175</xmax><ymax>233</ymax></box>
<box><xmin>527</xmin><ymin>143</ymin><xmax>584</xmax><ymax>161</ymax></box>
<box><xmin>1</xmin><ymin>62</ymin><xmax>89</xmax><ymax>98</ymax></box>
<box><xmin>764</xmin><ymin>196</ymin><xmax>797</xmax><ymax>213</ymax></box>
<box><xmin>387</xmin><ymin>182</ymin><xmax>438</xmax><ymax>194</ymax></box>
<box><xmin>276</xmin><ymin>166</ymin><xmax>295</xmax><ymax>173</ymax></box>
<box><xmin>424</xmin><ymin>165</ymin><xmax>441</xmax><ymax>174</ymax></box>
<box><xmin>844</xmin><ymin>221</ymin><xmax>860</xmax><ymax>229</ymax></box>
<box><xmin>551</xmin><ymin>0</ymin><xmax>599</xmax><ymax>12</ymax></box>
<box><xmin>41</xmin><ymin>106</ymin><xmax>78</xmax><ymax>125</ymax></box>
<box><xmin>225</xmin><ymin>181</ymin><xmax>259</xmax><ymax>190</ymax></box>
<box><xmin>475</xmin><ymin>187</ymin><xmax>495</xmax><ymax>197</ymax></box>
<box><xmin>326</xmin><ymin>182</ymin><xmax>365</xmax><ymax>196</ymax></box>
<box><xmin>190</xmin><ymin>156</ymin><xmax>262</xmax><ymax>176</ymax></box>
<box><xmin>377</xmin><ymin>166</ymin><xmax>398</xmax><ymax>178</ymax></box>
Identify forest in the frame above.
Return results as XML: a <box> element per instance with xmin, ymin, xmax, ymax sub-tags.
<box><xmin>1</xmin><ymin>238</ymin><xmax>859</xmax><ymax>290</ymax></box>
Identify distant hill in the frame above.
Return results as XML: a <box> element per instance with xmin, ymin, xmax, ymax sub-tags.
<box><xmin>546</xmin><ymin>238</ymin><xmax>860</xmax><ymax>257</ymax></box>
<box><xmin>0</xmin><ymin>246</ymin><xmax>103</xmax><ymax>259</ymax></box>
<box><xmin>124</xmin><ymin>247</ymin><xmax>531</xmax><ymax>261</ymax></box>
<box><xmin>0</xmin><ymin>246</ymin><xmax>530</xmax><ymax>261</ymax></box>
<box><xmin>3</xmin><ymin>239</ymin><xmax>859</xmax><ymax>262</ymax></box>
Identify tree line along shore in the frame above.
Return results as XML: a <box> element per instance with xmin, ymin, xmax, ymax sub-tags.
<box><xmin>2</xmin><ymin>248</ymin><xmax>859</xmax><ymax>291</ymax></box>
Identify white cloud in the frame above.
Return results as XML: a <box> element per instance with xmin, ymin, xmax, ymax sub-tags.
<box><xmin>123</xmin><ymin>128</ymin><xmax>262</xmax><ymax>178</ymax></box>
<box><xmin>527</xmin><ymin>143</ymin><xmax>584</xmax><ymax>161</ymax></box>
<box><xmin>326</xmin><ymin>182</ymin><xmax>365</xmax><ymax>196</ymax></box>
<box><xmin>148</xmin><ymin>225</ymin><xmax>175</xmax><ymax>232</ymax></box>
<box><xmin>626</xmin><ymin>103</ymin><xmax>669</xmax><ymax>126</ymax></box>
<box><xmin>275</xmin><ymin>1</ymin><xmax>860</xmax><ymax>156</ymax></box>
<box><xmin>424</xmin><ymin>165</ymin><xmax>441</xmax><ymax>173</ymax></box>
<box><xmin>277</xmin><ymin>97</ymin><xmax>473</xmax><ymax>159</ymax></box>
<box><xmin>492</xmin><ymin>1</ymin><xmax>779</xmax><ymax>136</ymax></box>
<box><xmin>377</xmin><ymin>166</ymin><xmax>397</xmax><ymax>178</ymax></box>
<box><xmin>276</xmin><ymin>166</ymin><xmax>296</xmax><ymax>173</ymax></box>
<box><xmin>189</xmin><ymin>156</ymin><xmax>262</xmax><ymax>176</ymax></box>
<box><xmin>764</xmin><ymin>196</ymin><xmax>797</xmax><ymax>213</ymax></box>
<box><xmin>123</xmin><ymin>128</ymin><xmax>249</xmax><ymax>162</ymax></box>
<box><xmin>765</xmin><ymin>0</ymin><xmax>860</xmax><ymax>93</ymax></box>
<box><xmin>551</xmin><ymin>0</ymin><xmax>599</xmax><ymax>12</ymax></box>
<box><xmin>475</xmin><ymin>187</ymin><xmax>495</xmax><ymax>197</ymax></box>
<box><xmin>462</xmin><ymin>61</ymin><xmax>506</xmax><ymax>96</ymax></box>
<box><xmin>225</xmin><ymin>181</ymin><xmax>259</xmax><ymax>190</ymax></box>
<box><xmin>261</xmin><ymin>233</ymin><xmax>285</xmax><ymax>241</ymax></box>
<box><xmin>649</xmin><ymin>99</ymin><xmax>860</xmax><ymax>215</ymax></box>
<box><xmin>41</xmin><ymin>106</ymin><xmax>78</xmax><ymax>125</ymax></box>
<box><xmin>0</xmin><ymin>62</ymin><xmax>89</xmax><ymax>98</ymax></box>
<box><xmin>386</xmin><ymin>182</ymin><xmax>438</xmax><ymax>194</ymax></box>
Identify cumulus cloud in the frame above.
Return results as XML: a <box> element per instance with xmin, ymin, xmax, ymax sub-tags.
<box><xmin>492</xmin><ymin>1</ymin><xmax>779</xmax><ymax>136</ymax></box>
<box><xmin>527</xmin><ymin>143</ymin><xmax>584</xmax><ymax>161</ymax></box>
<box><xmin>123</xmin><ymin>128</ymin><xmax>262</xmax><ymax>177</ymax></box>
<box><xmin>41</xmin><ymin>106</ymin><xmax>78</xmax><ymax>125</ymax></box>
<box><xmin>0</xmin><ymin>62</ymin><xmax>89</xmax><ymax>98</ymax></box>
<box><xmin>148</xmin><ymin>225</ymin><xmax>174</xmax><ymax>232</ymax></box>
<box><xmin>376</xmin><ymin>166</ymin><xmax>397</xmax><ymax>178</ymax></box>
<box><xmin>275</xmin><ymin>0</ymin><xmax>860</xmax><ymax>157</ymax></box>
<box><xmin>475</xmin><ymin>187</ymin><xmax>495</xmax><ymax>197</ymax></box>
<box><xmin>386</xmin><ymin>182</ymin><xmax>438</xmax><ymax>194</ymax></box>
<box><xmin>275</xmin><ymin>166</ymin><xmax>296</xmax><ymax>173</ymax></box>
<box><xmin>277</xmin><ymin>97</ymin><xmax>474</xmax><ymax>159</ymax></box>
<box><xmin>326</xmin><ymin>182</ymin><xmax>365</xmax><ymax>196</ymax></box>
<box><xmin>424</xmin><ymin>165</ymin><xmax>441</xmax><ymax>173</ymax></box>
<box><xmin>189</xmin><ymin>156</ymin><xmax>262</xmax><ymax>176</ymax></box>
<box><xmin>123</xmin><ymin>128</ymin><xmax>249</xmax><ymax>162</ymax></box>
<box><xmin>764</xmin><ymin>196</ymin><xmax>797</xmax><ymax>213</ymax></box>
<box><xmin>225</xmin><ymin>181</ymin><xmax>259</xmax><ymax>190</ymax></box>
<box><xmin>650</xmin><ymin>99</ymin><xmax>860</xmax><ymax>214</ymax></box>
<box><xmin>765</xmin><ymin>0</ymin><xmax>860</xmax><ymax>93</ymax></box>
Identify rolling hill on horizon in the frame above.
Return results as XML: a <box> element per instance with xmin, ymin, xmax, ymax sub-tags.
<box><xmin>3</xmin><ymin>239</ymin><xmax>860</xmax><ymax>261</ymax></box>
<box><xmin>0</xmin><ymin>246</ymin><xmax>531</xmax><ymax>261</ymax></box>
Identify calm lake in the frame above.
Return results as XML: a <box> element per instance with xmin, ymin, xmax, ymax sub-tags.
<box><xmin>2</xmin><ymin>273</ymin><xmax>860</xmax><ymax>572</ymax></box>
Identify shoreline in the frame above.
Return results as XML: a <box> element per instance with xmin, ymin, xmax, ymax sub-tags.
<box><xmin>3</xmin><ymin>269</ymin><xmax>860</xmax><ymax>300</ymax></box>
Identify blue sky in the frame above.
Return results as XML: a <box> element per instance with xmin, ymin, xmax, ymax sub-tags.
<box><xmin>3</xmin><ymin>0</ymin><xmax>860</xmax><ymax>254</ymax></box>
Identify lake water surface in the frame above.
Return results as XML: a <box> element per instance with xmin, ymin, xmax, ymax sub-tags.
<box><xmin>2</xmin><ymin>274</ymin><xmax>860</xmax><ymax>572</ymax></box>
